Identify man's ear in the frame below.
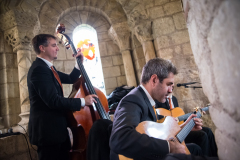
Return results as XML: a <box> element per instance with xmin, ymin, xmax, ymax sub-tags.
<box><xmin>151</xmin><ymin>74</ymin><xmax>159</xmax><ymax>85</ymax></box>
<box><xmin>39</xmin><ymin>45</ymin><xmax>45</xmax><ymax>53</ymax></box>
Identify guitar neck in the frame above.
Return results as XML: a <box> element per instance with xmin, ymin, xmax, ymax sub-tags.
<box><xmin>177</xmin><ymin>106</ymin><xmax>209</xmax><ymax>122</ymax></box>
<box><xmin>176</xmin><ymin>111</ymin><xmax>202</xmax><ymax>143</ymax></box>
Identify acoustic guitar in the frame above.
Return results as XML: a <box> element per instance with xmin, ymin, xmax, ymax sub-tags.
<box><xmin>119</xmin><ymin>111</ymin><xmax>202</xmax><ymax>160</ymax></box>
<box><xmin>156</xmin><ymin>106</ymin><xmax>209</xmax><ymax>124</ymax></box>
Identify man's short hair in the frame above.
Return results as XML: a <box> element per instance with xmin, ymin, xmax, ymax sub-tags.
<box><xmin>141</xmin><ymin>58</ymin><xmax>178</xmax><ymax>84</ymax></box>
<box><xmin>32</xmin><ymin>34</ymin><xmax>56</xmax><ymax>54</ymax></box>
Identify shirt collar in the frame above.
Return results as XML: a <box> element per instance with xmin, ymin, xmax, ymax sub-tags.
<box><xmin>140</xmin><ymin>84</ymin><xmax>155</xmax><ymax>107</ymax></box>
<box><xmin>37</xmin><ymin>56</ymin><xmax>53</xmax><ymax>68</ymax></box>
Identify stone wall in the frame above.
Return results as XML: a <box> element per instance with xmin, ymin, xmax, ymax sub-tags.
<box><xmin>0</xmin><ymin>31</ymin><xmax>21</xmax><ymax>131</ymax></box>
<box><xmin>147</xmin><ymin>0</ymin><xmax>214</xmax><ymax>129</ymax></box>
<box><xmin>182</xmin><ymin>0</ymin><xmax>240</xmax><ymax>159</ymax></box>
<box><xmin>0</xmin><ymin>134</ymin><xmax>38</xmax><ymax>160</ymax></box>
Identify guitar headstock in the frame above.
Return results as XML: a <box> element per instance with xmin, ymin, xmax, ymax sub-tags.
<box><xmin>56</xmin><ymin>24</ymin><xmax>71</xmax><ymax>50</ymax></box>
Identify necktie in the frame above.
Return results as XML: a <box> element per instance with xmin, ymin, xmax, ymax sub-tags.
<box><xmin>51</xmin><ymin>66</ymin><xmax>63</xmax><ymax>94</ymax></box>
<box><xmin>152</xmin><ymin>105</ymin><xmax>158</xmax><ymax>120</ymax></box>
<box><xmin>168</xmin><ymin>97</ymin><xmax>173</xmax><ymax>110</ymax></box>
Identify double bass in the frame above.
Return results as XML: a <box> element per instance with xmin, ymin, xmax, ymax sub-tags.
<box><xmin>56</xmin><ymin>24</ymin><xmax>111</xmax><ymax>160</ymax></box>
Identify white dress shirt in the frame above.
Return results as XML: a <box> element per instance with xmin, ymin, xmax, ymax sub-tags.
<box><xmin>140</xmin><ymin>84</ymin><xmax>170</xmax><ymax>153</ymax></box>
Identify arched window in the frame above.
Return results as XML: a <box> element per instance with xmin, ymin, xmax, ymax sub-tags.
<box><xmin>73</xmin><ymin>24</ymin><xmax>106</xmax><ymax>95</ymax></box>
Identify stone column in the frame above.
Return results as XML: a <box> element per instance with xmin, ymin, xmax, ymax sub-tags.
<box><xmin>134</xmin><ymin>21</ymin><xmax>156</xmax><ymax>62</ymax></box>
<box><xmin>0</xmin><ymin>10</ymin><xmax>40</xmax><ymax>132</ymax></box>
<box><xmin>109</xmin><ymin>23</ymin><xmax>137</xmax><ymax>87</ymax></box>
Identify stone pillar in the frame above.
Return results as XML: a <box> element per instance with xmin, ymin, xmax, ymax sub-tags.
<box><xmin>134</xmin><ymin>21</ymin><xmax>156</xmax><ymax>62</ymax></box>
<box><xmin>108</xmin><ymin>23</ymin><xmax>137</xmax><ymax>87</ymax></box>
<box><xmin>0</xmin><ymin>10</ymin><xmax>40</xmax><ymax>132</ymax></box>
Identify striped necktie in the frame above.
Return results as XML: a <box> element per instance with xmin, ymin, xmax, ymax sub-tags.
<box><xmin>168</xmin><ymin>97</ymin><xmax>173</xmax><ymax>110</ymax></box>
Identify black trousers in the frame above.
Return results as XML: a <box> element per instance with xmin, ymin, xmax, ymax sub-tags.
<box><xmin>87</xmin><ymin>119</ymin><xmax>113</xmax><ymax>160</ymax></box>
<box><xmin>185</xmin><ymin>127</ymin><xmax>218</xmax><ymax>157</ymax></box>
<box><xmin>37</xmin><ymin>136</ymin><xmax>71</xmax><ymax>160</ymax></box>
<box><xmin>186</xmin><ymin>143</ymin><xmax>203</xmax><ymax>156</ymax></box>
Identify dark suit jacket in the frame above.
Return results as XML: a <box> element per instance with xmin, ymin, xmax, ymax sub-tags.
<box><xmin>27</xmin><ymin>57</ymin><xmax>82</xmax><ymax>146</ymax></box>
<box><xmin>110</xmin><ymin>86</ymin><xmax>169</xmax><ymax>160</ymax></box>
<box><xmin>155</xmin><ymin>96</ymin><xmax>178</xmax><ymax>110</ymax></box>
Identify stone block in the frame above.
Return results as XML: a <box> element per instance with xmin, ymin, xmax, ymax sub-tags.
<box><xmin>104</xmin><ymin>77</ymin><xmax>117</xmax><ymax>89</ymax></box>
<box><xmin>5</xmin><ymin>53</ymin><xmax>17</xmax><ymax>69</ymax></box>
<box><xmin>0</xmin><ymin>32</ymin><xmax>4</xmax><ymax>53</ymax></box>
<box><xmin>8</xmin><ymin>97</ymin><xmax>21</xmax><ymax>115</ymax></box>
<box><xmin>7</xmin><ymin>83</ymin><xmax>20</xmax><ymax>99</ymax></box>
<box><xmin>173</xmin><ymin>12</ymin><xmax>186</xmax><ymax>30</ymax></box>
<box><xmin>156</xmin><ymin>48</ymin><xmax>174</xmax><ymax>60</ymax></box>
<box><xmin>170</xmin><ymin>30</ymin><xmax>190</xmax><ymax>45</ymax></box>
<box><xmin>163</xmin><ymin>0</ymin><xmax>182</xmax><ymax>15</ymax></box>
<box><xmin>53</xmin><ymin>60</ymin><xmax>65</xmax><ymax>73</ymax></box>
<box><xmin>0</xmin><ymin>84</ymin><xmax>7</xmax><ymax>100</ymax></box>
<box><xmin>64</xmin><ymin>60</ymin><xmax>75</xmax><ymax>74</ymax></box>
<box><xmin>174</xmin><ymin>45</ymin><xmax>182</xmax><ymax>54</ymax></box>
<box><xmin>135</xmin><ymin>58</ymin><xmax>146</xmax><ymax>71</ymax></box>
<box><xmin>98</xmin><ymin>32</ymin><xmax>111</xmax><ymax>42</ymax></box>
<box><xmin>96</xmin><ymin>24</ymin><xmax>109</xmax><ymax>33</ymax></box>
<box><xmin>149</xmin><ymin>6</ymin><xmax>164</xmax><ymax>19</ymax></box>
<box><xmin>6</xmin><ymin>68</ymin><xmax>19</xmax><ymax>83</ymax></box>
<box><xmin>99</xmin><ymin>42</ymin><xmax>108</xmax><ymax>57</ymax></box>
<box><xmin>155</xmin><ymin>0</ymin><xmax>169</xmax><ymax>6</ymax></box>
<box><xmin>112</xmin><ymin>55</ymin><xmax>123</xmax><ymax>65</ymax></box>
<box><xmin>106</xmin><ymin>41</ymin><xmax>120</xmax><ymax>56</ymax></box>
<box><xmin>182</xmin><ymin>43</ymin><xmax>193</xmax><ymax>55</ymax></box>
<box><xmin>134</xmin><ymin>46</ymin><xmax>145</xmax><ymax>60</ymax></box>
<box><xmin>0</xmin><ymin>53</ymin><xmax>6</xmax><ymax>70</ymax></box>
<box><xmin>57</xmin><ymin>45</ymin><xmax>67</xmax><ymax>60</ymax></box>
<box><xmin>63</xmin><ymin>84</ymin><xmax>72</xmax><ymax>97</ymax></box>
<box><xmin>66</xmin><ymin>48</ymin><xmax>75</xmax><ymax>60</ymax></box>
<box><xmin>131</xmin><ymin>34</ymin><xmax>142</xmax><ymax>49</ymax></box>
<box><xmin>4</xmin><ymin>40</ymin><xmax>13</xmax><ymax>53</ymax></box>
<box><xmin>0</xmin><ymin>135</ymin><xmax>17</xmax><ymax>156</ymax></box>
<box><xmin>103</xmin><ymin>66</ymin><xmax>121</xmax><ymax>78</ymax></box>
<box><xmin>117</xmin><ymin>76</ymin><xmax>127</xmax><ymax>86</ymax></box>
<box><xmin>106</xmin><ymin>88</ymin><xmax>114</xmax><ymax>95</ymax></box>
<box><xmin>120</xmin><ymin>65</ymin><xmax>125</xmax><ymax>75</ymax></box>
<box><xmin>153</xmin><ymin>17</ymin><xmax>175</xmax><ymax>36</ymax></box>
<box><xmin>154</xmin><ymin>36</ymin><xmax>171</xmax><ymax>50</ymax></box>
<box><xmin>101</xmin><ymin>56</ymin><xmax>113</xmax><ymax>68</ymax></box>
<box><xmin>17</xmin><ymin>134</ymin><xmax>28</xmax><ymax>153</ymax></box>
<box><xmin>0</xmin><ymin>69</ymin><xmax>6</xmax><ymax>84</ymax></box>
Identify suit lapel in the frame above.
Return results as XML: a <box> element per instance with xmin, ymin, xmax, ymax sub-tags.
<box><xmin>165</xmin><ymin>100</ymin><xmax>170</xmax><ymax>110</ymax></box>
<box><xmin>35</xmin><ymin>58</ymin><xmax>64</xmax><ymax>96</ymax></box>
<box><xmin>138</xmin><ymin>86</ymin><xmax>157</xmax><ymax>122</ymax></box>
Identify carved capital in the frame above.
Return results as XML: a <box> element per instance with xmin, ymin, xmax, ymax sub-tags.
<box><xmin>128</xmin><ymin>5</ymin><xmax>149</xmax><ymax>27</ymax></box>
<box><xmin>0</xmin><ymin>9</ymin><xmax>40</xmax><ymax>52</ymax></box>
<box><xmin>108</xmin><ymin>22</ymin><xmax>131</xmax><ymax>51</ymax></box>
<box><xmin>134</xmin><ymin>21</ymin><xmax>153</xmax><ymax>44</ymax></box>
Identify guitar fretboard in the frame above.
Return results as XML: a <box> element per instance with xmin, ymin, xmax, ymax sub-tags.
<box><xmin>176</xmin><ymin>111</ymin><xmax>201</xmax><ymax>143</ymax></box>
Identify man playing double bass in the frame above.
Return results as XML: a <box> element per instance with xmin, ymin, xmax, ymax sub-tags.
<box><xmin>110</xmin><ymin>58</ymin><xmax>209</xmax><ymax>160</ymax></box>
<box><xmin>27</xmin><ymin>34</ymin><xmax>97</xmax><ymax>160</ymax></box>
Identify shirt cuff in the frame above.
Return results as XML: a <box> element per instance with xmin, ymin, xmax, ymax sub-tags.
<box><xmin>167</xmin><ymin>141</ymin><xmax>170</xmax><ymax>153</ymax></box>
<box><xmin>75</xmin><ymin>61</ymin><xmax>80</xmax><ymax>70</ymax></box>
<box><xmin>80</xmin><ymin>98</ymin><xmax>85</xmax><ymax>107</ymax></box>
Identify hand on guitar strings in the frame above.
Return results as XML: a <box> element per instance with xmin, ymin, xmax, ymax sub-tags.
<box><xmin>180</xmin><ymin>114</ymin><xmax>203</xmax><ymax>131</ymax></box>
<box><xmin>73</xmin><ymin>48</ymin><xmax>84</xmax><ymax>63</ymax></box>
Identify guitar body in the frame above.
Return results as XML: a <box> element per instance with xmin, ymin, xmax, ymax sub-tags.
<box><xmin>119</xmin><ymin>116</ymin><xmax>190</xmax><ymax>160</ymax></box>
<box><xmin>156</xmin><ymin>107</ymin><xmax>185</xmax><ymax>124</ymax></box>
